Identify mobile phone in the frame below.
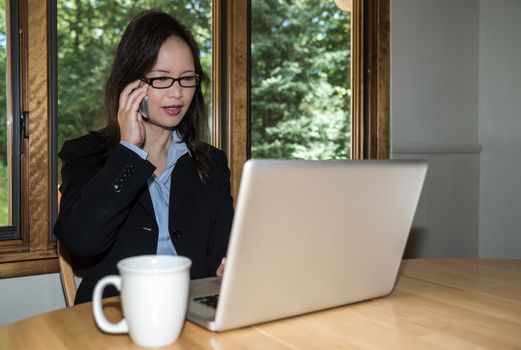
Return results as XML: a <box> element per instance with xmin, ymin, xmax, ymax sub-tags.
<box><xmin>138</xmin><ymin>96</ymin><xmax>149</xmax><ymax>118</ymax></box>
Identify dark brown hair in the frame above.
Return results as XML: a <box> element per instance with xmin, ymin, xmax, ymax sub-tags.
<box><xmin>100</xmin><ymin>10</ymin><xmax>210</xmax><ymax>177</ymax></box>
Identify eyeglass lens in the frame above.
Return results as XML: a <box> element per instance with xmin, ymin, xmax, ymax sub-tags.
<box><xmin>145</xmin><ymin>76</ymin><xmax>200</xmax><ymax>88</ymax></box>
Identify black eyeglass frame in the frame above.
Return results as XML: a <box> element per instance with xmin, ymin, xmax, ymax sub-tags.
<box><xmin>140</xmin><ymin>75</ymin><xmax>201</xmax><ymax>89</ymax></box>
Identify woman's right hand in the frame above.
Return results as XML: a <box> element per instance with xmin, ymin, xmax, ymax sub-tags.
<box><xmin>118</xmin><ymin>80</ymin><xmax>148</xmax><ymax>147</ymax></box>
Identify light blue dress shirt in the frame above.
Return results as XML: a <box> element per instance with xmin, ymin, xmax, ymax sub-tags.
<box><xmin>121</xmin><ymin>131</ymin><xmax>189</xmax><ymax>255</ymax></box>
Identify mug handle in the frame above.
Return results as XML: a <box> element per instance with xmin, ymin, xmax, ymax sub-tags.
<box><xmin>92</xmin><ymin>275</ymin><xmax>128</xmax><ymax>334</ymax></box>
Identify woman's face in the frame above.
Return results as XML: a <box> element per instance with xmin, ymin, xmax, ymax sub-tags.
<box><xmin>144</xmin><ymin>36</ymin><xmax>197</xmax><ymax>129</ymax></box>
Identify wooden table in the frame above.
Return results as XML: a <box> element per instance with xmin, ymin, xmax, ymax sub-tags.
<box><xmin>1</xmin><ymin>259</ymin><xmax>520</xmax><ymax>349</ymax></box>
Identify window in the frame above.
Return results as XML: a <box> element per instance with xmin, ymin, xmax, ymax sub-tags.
<box><xmin>0</xmin><ymin>0</ymin><xmax>21</xmax><ymax>241</ymax></box>
<box><xmin>250</xmin><ymin>0</ymin><xmax>352</xmax><ymax>160</ymax></box>
<box><xmin>222</xmin><ymin>0</ymin><xmax>390</xmax><ymax>199</ymax></box>
<box><xmin>0</xmin><ymin>0</ymin><xmax>389</xmax><ymax>278</ymax></box>
<box><xmin>0</xmin><ymin>1</ymin><xmax>7</xmax><ymax>229</ymax></box>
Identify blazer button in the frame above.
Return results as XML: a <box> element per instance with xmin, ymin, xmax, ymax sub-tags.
<box><xmin>173</xmin><ymin>229</ymin><xmax>183</xmax><ymax>239</ymax></box>
<box><xmin>112</xmin><ymin>183</ymin><xmax>122</xmax><ymax>193</ymax></box>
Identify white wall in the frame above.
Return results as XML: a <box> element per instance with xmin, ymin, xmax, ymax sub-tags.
<box><xmin>391</xmin><ymin>0</ymin><xmax>479</xmax><ymax>145</ymax></box>
<box><xmin>391</xmin><ymin>0</ymin><xmax>481</xmax><ymax>258</ymax></box>
<box><xmin>478</xmin><ymin>0</ymin><xmax>521</xmax><ymax>258</ymax></box>
<box><xmin>0</xmin><ymin>273</ymin><xmax>66</xmax><ymax>326</ymax></box>
<box><xmin>392</xmin><ymin>0</ymin><xmax>521</xmax><ymax>259</ymax></box>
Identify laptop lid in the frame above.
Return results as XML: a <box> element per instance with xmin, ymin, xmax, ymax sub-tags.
<box><xmin>211</xmin><ymin>159</ymin><xmax>427</xmax><ymax>331</ymax></box>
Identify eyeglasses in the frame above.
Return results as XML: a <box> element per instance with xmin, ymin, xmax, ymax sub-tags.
<box><xmin>140</xmin><ymin>75</ymin><xmax>201</xmax><ymax>89</ymax></box>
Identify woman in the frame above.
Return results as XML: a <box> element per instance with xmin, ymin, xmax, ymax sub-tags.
<box><xmin>54</xmin><ymin>10</ymin><xmax>233</xmax><ymax>304</ymax></box>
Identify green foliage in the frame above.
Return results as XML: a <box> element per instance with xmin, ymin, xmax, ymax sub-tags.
<box><xmin>251</xmin><ymin>0</ymin><xmax>351</xmax><ymax>159</ymax></box>
<box><xmin>1</xmin><ymin>0</ymin><xmax>7</xmax><ymax>165</ymax></box>
<box><xmin>1</xmin><ymin>1</ymin><xmax>8</xmax><ymax>225</ymax></box>
<box><xmin>0</xmin><ymin>161</ymin><xmax>7</xmax><ymax>226</ymax></box>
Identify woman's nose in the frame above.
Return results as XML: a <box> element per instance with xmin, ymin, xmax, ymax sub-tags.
<box><xmin>167</xmin><ymin>81</ymin><xmax>183</xmax><ymax>98</ymax></box>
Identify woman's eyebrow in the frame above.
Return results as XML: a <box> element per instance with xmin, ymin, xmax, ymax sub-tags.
<box><xmin>149</xmin><ymin>69</ymin><xmax>196</xmax><ymax>75</ymax></box>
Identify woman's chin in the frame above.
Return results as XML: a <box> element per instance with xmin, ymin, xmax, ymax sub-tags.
<box><xmin>145</xmin><ymin>115</ymin><xmax>184</xmax><ymax>130</ymax></box>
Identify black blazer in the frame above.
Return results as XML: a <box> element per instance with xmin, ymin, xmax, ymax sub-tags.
<box><xmin>53</xmin><ymin>133</ymin><xmax>234</xmax><ymax>304</ymax></box>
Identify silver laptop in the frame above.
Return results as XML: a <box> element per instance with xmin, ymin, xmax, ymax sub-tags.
<box><xmin>187</xmin><ymin>159</ymin><xmax>427</xmax><ymax>332</ymax></box>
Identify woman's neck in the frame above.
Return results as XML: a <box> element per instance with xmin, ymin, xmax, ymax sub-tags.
<box><xmin>142</xmin><ymin>124</ymin><xmax>174</xmax><ymax>176</ymax></box>
<box><xmin>142</xmin><ymin>124</ymin><xmax>173</xmax><ymax>157</ymax></box>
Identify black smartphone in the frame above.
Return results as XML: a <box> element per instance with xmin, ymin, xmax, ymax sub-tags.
<box><xmin>138</xmin><ymin>96</ymin><xmax>149</xmax><ymax>118</ymax></box>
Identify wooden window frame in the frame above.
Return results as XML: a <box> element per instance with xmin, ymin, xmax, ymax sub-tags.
<box><xmin>0</xmin><ymin>0</ymin><xmax>390</xmax><ymax>278</ymax></box>
<box><xmin>354</xmin><ymin>0</ymin><xmax>390</xmax><ymax>160</ymax></box>
<box><xmin>222</xmin><ymin>0</ymin><xmax>390</xmax><ymax>200</ymax></box>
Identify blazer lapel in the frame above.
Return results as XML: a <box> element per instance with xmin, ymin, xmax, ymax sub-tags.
<box><xmin>169</xmin><ymin>154</ymin><xmax>196</xmax><ymax>218</ymax></box>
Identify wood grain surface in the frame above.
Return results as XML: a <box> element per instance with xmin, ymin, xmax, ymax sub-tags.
<box><xmin>1</xmin><ymin>259</ymin><xmax>520</xmax><ymax>349</ymax></box>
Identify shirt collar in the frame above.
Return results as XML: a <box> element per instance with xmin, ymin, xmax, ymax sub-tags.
<box><xmin>166</xmin><ymin>130</ymin><xmax>190</xmax><ymax>169</ymax></box>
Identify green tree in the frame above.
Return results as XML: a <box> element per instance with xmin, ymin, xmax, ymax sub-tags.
<box><xmin>251</xmin><ymin>0</ymin><xmax>351</xmax><ymax>159</ymax></box>
<box><xmin>1</xmin><ymin>1</ymin><xmax>8</xmax><ymax>225</ymax></box>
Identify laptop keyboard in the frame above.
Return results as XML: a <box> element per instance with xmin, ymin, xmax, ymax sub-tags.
<box><xmin>194</xmin><ymin>294</ymin><xmax>219</xmax><ymax>309</ymax></box>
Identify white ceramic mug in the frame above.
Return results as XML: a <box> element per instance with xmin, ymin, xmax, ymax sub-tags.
<box><xmin>92</xmin><ymin>255</ymin><xmax>192</xmax><ymax>348</ymax></box>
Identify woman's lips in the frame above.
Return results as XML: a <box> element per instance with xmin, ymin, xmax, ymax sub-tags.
<box><xmin>162</xmin><ymin>105</ymin><xmax>182</xmax><ymax>116</ymax></box>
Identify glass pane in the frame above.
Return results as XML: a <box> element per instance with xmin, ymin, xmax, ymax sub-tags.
<box><xmin>0</xmin><ymin>0</ymin><xmax>9</xmax><ymax>226</ymax></box>
<box><xmin>57</xmin><ymin>0</ymin><xmax>213</xmax><ymax>181</ymax></box>
<box><xmin>250</xmin><ymin>0</ymin><xmax>351</xmax><ymax>160</ymax></box>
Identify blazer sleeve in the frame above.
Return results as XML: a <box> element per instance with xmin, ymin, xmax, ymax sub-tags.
<box><xmin>206</xmin><ymin>149</ymin><xmax>234</xmax><ymax>275</ymax></box>
<box><xmin>54</xmin><ymin>141</ymin><xmax>156</xmax><ymax>256</ymax></box>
